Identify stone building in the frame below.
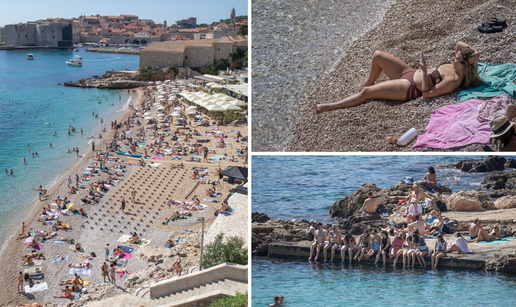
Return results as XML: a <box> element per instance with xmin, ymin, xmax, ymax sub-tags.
<box><xmin>139</xmin><ymin>35</ymin><xmax>247</xmax><ymax>68</ymax></box>
<box><xmin>175</xmin><ymin>17</ymin><xmax>197</xmax><ymax>28</ymax></box>
<box><xmin>1</xmin><ymin>22</ymin><xmax>73</xmax><ymax>47</ymax></box>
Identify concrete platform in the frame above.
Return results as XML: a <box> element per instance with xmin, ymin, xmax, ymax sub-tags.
<box><xmin>268</xmin><ymin>241</ymin><xmax>513</xmax><ymax>269</ymax></box>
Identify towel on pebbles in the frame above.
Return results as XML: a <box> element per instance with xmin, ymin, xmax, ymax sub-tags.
<box><xmin>117</xmin><ymin>235</ymin><xmax>132</xmax><ymax>243</ymax></box>
<box><xmin>114</xmin><ymin>252</ymin><xmax>132</xmax><ymax>259</ymax></box>
<box><xmin>69</xmin><ymin>245</ymin><xmax>86</xmax><ymax>252</ymax></box>
<box><xmin>52</xmin><ymin>255</ymin><xmax>69</xmax><ymax>263</ymax></box>
<box><xmin>24</xmin><ymin>282</ymin><xmax>48</xmax><ymax>293</ymax></box>
<box><xmin>69</xmin><ymin>267</ymin><xmax>92</xmax><ymax>275</ymax></box>
<box><xmin>28</xmin><ymin>243</ymin><xmax>44</xmax><ymax>250</ymax></box>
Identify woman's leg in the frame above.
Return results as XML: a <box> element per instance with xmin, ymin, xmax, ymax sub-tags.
<box><xmin>435</xmin><ymin>253</ymin><xmax>445</xmax><ymax>267</ymax></box>
<box><xmin>361</xmin><ymin>51</ymin><xmax>413</xmax><ymax>86</ymax></box>
<box><xmin>506</xmin><ymin>104</ymin><xmax>516</xmax><ymax>121</ymax></box>
<box><xmin>313</xmin><ymin>79</ymin><xmax>410</xmax><ymax>112</ymax></box>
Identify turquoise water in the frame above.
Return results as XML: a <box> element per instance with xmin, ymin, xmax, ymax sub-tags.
<box><xmin>251</xmin><ymin>155</ymin><xmax>509</xmax><ymax>222</ymax></box>
<box><xmin>0</xmin><ymin>48</ymin><xmax>139</xmax><ymax>244</ymax></box>
<box><xmin>252</xmin><ymin>259</ymin><xmax>516</xmax><ymax>306</ymax></box>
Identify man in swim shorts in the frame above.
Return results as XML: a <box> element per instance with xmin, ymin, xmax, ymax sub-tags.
<box><xmin>362</xmin><ymin>192</ymin><xmax>378</xmax><ymax>216</ymax></box>
<box><xmin>102</xmin><ymin>262</ymin><xmax>110</xmax><ymax>283</ymax></box>
<box><xmin>324</xmin><ymin>224</ymin><xmax>342</xmax><ymax>262</ymax></box>
<box><xmin>308</xmin><ymin>223</ymin><xmax>327</xmax><ymax>261</ymax></box>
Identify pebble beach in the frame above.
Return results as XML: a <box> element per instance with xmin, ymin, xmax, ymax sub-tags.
<box><xmin>253</xmin><ymin>0</ymin><xmax>516</xmax><ymax>152</ymax></box>
<box><xmin>0</xmin><ymin>84</ymin><xmax>249</xmax><ymax>306</ymax></box>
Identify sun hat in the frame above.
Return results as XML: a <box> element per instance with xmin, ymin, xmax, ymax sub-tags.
<box><xmin>310</xmin><ymin>219</ymin><xmax>316</xmax><ymax>224</ymax></box>
<box><xmin>411</xmin><ymin>199</ymin><xmax>418</xmax><ymax>203</ymax></box>
<box><xmin>490</xmin><ymin>115</ymin><xmax>514</xmax><ymax>138</ymax></box>
<box><xmin>332</xmin><ymin>224</ymin><xmax>337</xmax><ymax>229</ymax></box>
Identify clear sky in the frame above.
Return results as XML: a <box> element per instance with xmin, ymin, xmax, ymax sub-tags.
<box><xmin>0</xmin><ymin>0</ymin><xmax>248</xmax><ymax>27</ymax></box>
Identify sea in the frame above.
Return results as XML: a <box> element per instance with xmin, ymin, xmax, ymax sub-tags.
<box><xmin>252</xmin><ymin>155</ymin><xmax>516</xmax><ymax>306</ymax></box>
<box><xmin>0</xmin><ymin>48</ymin><xmax>139</xmax><ymax>245</ymax></box>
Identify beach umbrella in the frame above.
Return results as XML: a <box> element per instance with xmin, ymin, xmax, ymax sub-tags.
<box><xmin>186</xmin><ymin>106</ymin><xmax>197</xmax><ymax>111</ymax></box>
<box><xmin>148</xmin><ymin>81</ymin><xmax>154</xmax><ymax>85</ymax></box>
<box><xmin>157</xmin><ymin>106</ymin><xmax>165</xmax><ymax>110</ymax></box>
<box><xmin>221</xmin><ymin>104</ymin><xmax>242</xmax><ymax>111</ymax></box>
<box><xmin>195</xmin><ymin>115</ymin><xmax>203</xmax><ymax>119</ymax></box>
<box><xmin>143</xmin><ymin>112</ymin><xmax>151</xmax><ymax>116</ymax></box>
<box><xmin>144</xmin><ymin>116</ymin><xmax>153</xmax><ymax>120</ymax></box>
<box><xmin>206</xmin><ymin>105</ymin><xmax>225</xmax><ymax>112</ymax></box>
<box><xmin>174</xmin><ymin>107</ymin><xmax>181</xmax><ymax>111</ymax></box>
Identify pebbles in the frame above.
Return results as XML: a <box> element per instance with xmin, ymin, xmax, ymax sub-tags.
<box><xmin>254</xmin><ymin>0</ymin><xmax>516</xmax><ymax>152</ymax></box>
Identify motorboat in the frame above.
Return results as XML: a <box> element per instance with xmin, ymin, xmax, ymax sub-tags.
<box><xmin>66</xmin><ymin>59</ymin><xmax>82</xmax><ymax>66</ymax></box>
<box><xmin>73</xmin><ymin>55</ymin><xmax>83</xmax><ymax>61</ymax></box>
<box><xmin>27</xmin><ymin>54</ymin><xmax>34</xmax><ymax>60</ymax></box>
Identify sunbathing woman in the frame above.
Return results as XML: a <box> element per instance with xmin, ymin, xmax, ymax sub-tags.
<box><xmin>489</xmin><ymin>106</ymin><xmax>516</xmax><ymax>151</ymax></box>
<box><xmin>312</xmin><ymin>41</ymin><xmax>480</xmax><ymax>112</ymax></box>
<box><xmin>59</xmin><ymin>273</ymin><xmax>83</xmax><ymax>285</ymax></box>
<box><xmin>69</xmin><ymin>262</ymin><xmax>91</xmax><ymax>269</ymax></box>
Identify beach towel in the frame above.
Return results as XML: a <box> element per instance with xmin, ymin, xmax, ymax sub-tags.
<box><xmin>116</xmin><ymin>258</ymin><xmax>127</xmax><ymax>267</ymax></box>
<box><xmin>152</xmin><ymin>156</ymin><xmax>163</xmax><ymax>159</ymax></box>
<box><xmin>118</xmin><ymin>245</ymin><xmax>134</xmax><ymax>254</ymax></box>
<box><xmin>29</xmin><ymin>273</ymin><xmax>45</xmax><ymax>280</ymax></box>
<box><xmin>183</xmin><ymin>229</ymin><xmax>193</xmax><ymax>233</ymax></box>
<box><xmin>116</xmin><ymin>271</ymin><xmax>132</xmax><ymax>278</ymax></box>
<box><xmin>45</xmin><ymin>219</ymin><xmax>58</xmax><ymax>226</ymax></box>
<box><xmin>413</xmin><ymin>99</ymin><xmax>490</xmax><ymax>149</ymax></box>
<box><xmin>117</xmin><ymin>235</ymin><xmax>132</xmax><ymax>243</ymax></box>
<box><xmin>477</xmin><ymin>94</ymin><xmax>512</xmax><ymax>123</ymax></box>
<box><xmin>114</xmin><ymin>252</ymin><xmax>133</xmax><ymax>259</ymax></box>
<box><xmin>69</xmin><ymin>267</ymin><xmax>92</xmax><ymax>275</ymax></box>
<box><xmin>78</xmin><ymin>255</ymin><xmax>92</xmax><ymax>261</ymax></box>
<box><xmin>52</xmin><ymin>255</ymin><xmax>69</xmax><ymax>263</ymax></box>
<box><xmin>33</xmin><ymin>260</ymin><xmax>43</xmax><ymax>266</ymax></box>
<box><xmin>467</xmin><ymin>237</ymin><xmax>516</xmax><ymax>244</ymax></box>
<box><xmin>201</xmin><ymin>198</ymin><xmax>218</xmax><ymax>203</ymax></box>
<box><xmin>69</xmin><ymin>245</ymin><xmax>86</xmax><ymax>252</ymax></box>
<box><xmin>53</xmin><ymin>240</ymin><xmax>70</xmax><ymax>244</ymax></box>
<box><xmin>28</xmin><ymin>243</ymin><xmax>44</xmax><ymax>250</ymax></box>
<box><xmin>24</xmin><ymin>282</ymin><xmax>48</xmax><ymax>294</ymax></box>
<box><xmin>24</xmin><ymin>237</ymin><xmax>34</xmax><ymax>244</ymax></box>
<box><xmin>458</xmin><ymin>62</ymin><xmax>516</xmax><ymax>101</ymax></box>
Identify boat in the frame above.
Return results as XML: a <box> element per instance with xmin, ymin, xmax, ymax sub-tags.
<box><xmin>27</xmin><ymin>54</ymin><xmax>34</xmax><ymax>60</ymax></box>
<box><xmin>66</xmin><ymin>59</ymin><xmax>82</xmax><ymax>66</ymax></box>
<box><xmin>73</xmin><ymin>48</ymin><xmax>79</xmax><ymax>52</ymax></box>
<box><xmin>73</xmin><ymin>55</ymin><xmax>83</xmax><ymax>61</ymax></box>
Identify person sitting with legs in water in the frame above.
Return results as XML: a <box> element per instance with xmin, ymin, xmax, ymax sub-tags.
<box><xmin>323</xmin><ymin>225</ymin><xmax>342</xmax><ymax>262</ymax></box>
<box><xmin>431</xmin><ymin>234</ymin><xmax>447</xmax><ymax>269</ymax></box>
<box><xmin>341</xmin><ymin>233</ymin><xmax>357</xmax><ymax>262</ymax></box>
<box><xmin>353</xmin><ymin>229</ymin><xmax>371</xmax><ymax>261</ymax></box>
<box><xmin>312</xmin><ymin>41</ymin><xmax>480</xmax><ymax>112</ymax></box>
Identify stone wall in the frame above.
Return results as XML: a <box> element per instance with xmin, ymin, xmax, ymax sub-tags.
<box><xmin>184</xmin><ymin>46</ymin><xmax>214</xmax><ymax>67</ymax></box>
<box><xmin>139</xmin><ymin>50</ymin><xmax>183</xmax><ymax>68</ymax></box>
<box><xmin>2</xmin><ymin>22</ymin><xmax>69</xmax><ymax>47</ymax></box>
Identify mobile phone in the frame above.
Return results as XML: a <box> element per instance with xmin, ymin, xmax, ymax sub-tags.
<box><xmin>421</xmin><ymin>52</ymin><xmax>426</xmax><ymax>63</ymax></box>
<box><xmin>483</xmin><ymin>145</ymin><xmax>494</xmax><ymax>152</ymax></box>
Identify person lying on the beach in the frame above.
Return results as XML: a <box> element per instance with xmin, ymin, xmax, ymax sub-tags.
<box><xmin>16</xmin><ymin>233</ymin><xmax>30</xmax><ymax>240</ymax></box>
<box><xmin>115</xmin><ymin>246</ymin><xmax>124</xmax><ymax>257</ymax></box>
<box><xmin>54</xmin><ymin>285</ymin><xmax>73</xmax><ymax>299</ymax></box>
<box><xmin>18</xmin><ymin>303</ymin><xmax>43</xmax><ymax>307</ymax></box>
<box><xmin>21</xmin><ymin>255</ymin><xmax>33</xmax><ymax>266</ymax></box>
<box><xmin>29</xmin><ymin>240</ymin><xmax>39</xmax><ymax>249</ymax></box>
<box><xmin>312</xmin><ymin>41</ymin><xmax>481</xmax><ymax>112</ymax></box>
<box><xmin>55</xmin><ymin>220</ymin><xmax>71</xmax><ymax>230</ymax></box>
<box><xmin>59</xmin><ymin>273</ymin><xmax>83</xmax><ymax>286</ymax></box>
<box><xmin>69</xmin><ymin>262</ymin><xmax>90</xmax><ymax>269</ymax></box>
<box><xmin>69</xmin><ymin>187</ymin><xmax>78</xmax><ymax>194</ymax></box>
<box><xmin>468</xmin><ymin>222</ymin><xmax>502</xmax><ymax>243</ymax></box>
<box><xmin>165</xmin><ymin>239</ymin><xmax>178</xmax><ymax>248</ymax></box>
<box><xmin>74</xmin><ymin>242</ymin><xmax>82</xmax><ymax>250</ymax></box>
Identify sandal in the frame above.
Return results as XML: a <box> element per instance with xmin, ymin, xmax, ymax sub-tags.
<box><xmin>478</xmin><ymin>24</ymin><xmax>503</xmax><ymax>33</ymax></box>
<box><xmin>488</xmin><ymin>18</ymin><xmax>507</xmax><ymax>29</ymax></box>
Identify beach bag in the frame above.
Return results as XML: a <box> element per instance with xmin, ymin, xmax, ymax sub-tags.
<box><xmin>436</xmin><ymin>200</ymin><xmax>447</xmax><ymax>212</ymax></box>
<box><xmin>90</xmin><ymin>252</ymin><xmax>96</xmax><ymax>258</ymax></box>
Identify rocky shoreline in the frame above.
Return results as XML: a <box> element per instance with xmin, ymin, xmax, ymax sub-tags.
<box><xmin>63</xmin><ymin>71</ymin><xmax>146</xmax><ymax>89</ymax></box>
<box><xmin>86</xmin><ymin>48</ymin><xmax>140</xmax><ymax>55</ymax></box>
<box><xmin>252</xmin><ymin>156</ymin><xmax>516</xmax><ymax>273</ymax></box>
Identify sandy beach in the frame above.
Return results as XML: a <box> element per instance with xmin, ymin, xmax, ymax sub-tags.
<box><xmin>0</xmin><ymin>84</ymin><xmax>248</xmax><ymax>306</ymax></box>
<box><xmin>286</xmin><ymin>0</ymin><xmax>516</xmax><ymax>152</ymax></box>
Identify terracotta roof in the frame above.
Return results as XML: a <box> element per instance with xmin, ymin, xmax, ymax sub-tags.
<box><xmin>141</xmin><ymin>40</ymin><xmax>216</xmax><ymax>52</ymax></box>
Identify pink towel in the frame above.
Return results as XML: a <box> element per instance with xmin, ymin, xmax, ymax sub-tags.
<box><xmin>116</xmin><ymin>271</ymin><xmax>132</xmax><ymax>277</ymax></box>
<box><xmin>114</xmin><ymin>252</ymin><xmax>132</xmax><ymax>259</ymax></box>
<box><xmin>28</xmin><ymin>243</ymin><xmax>44</xmax><ymax>250</ymax></box>
<box><xmin>24</xmin><ymin>237</ymin><xmax>34</xmax><ymax>244</ymax></box>
<box><xmin>414</xmin><ymin>99</ymin><xmax>492</xmax><ymax>149</ymax></box>
<box><xmin>477</xmin><ymin>94</ymin><xmax>511</xmax><ymax>123</ymax></box>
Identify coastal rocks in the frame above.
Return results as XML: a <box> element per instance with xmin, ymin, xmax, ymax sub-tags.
<box><xmin>454</xmin><ymin>156</ymin><xmax>506</xmax><ymax>173</ymax></box>
<box><xmin>338</xmin><ymin>215</ymin><xmax>387</xmax><ymax>235</ymax></box>
<box><xmin>135</xmin><ymin>245</ymin><xmax>164</xmax><ymax>262</ymax></box>
<box><xmin>86</xmin><ymin>47</ymin><xmax>140</xmax><ymax>55</ymax></box>
<box><xmin>486</xmin><ymin>255</ymin><xmax>516</xmax><ymax>274</ymax></box>
<box><xmin>329</xmin><ymin>181</ymin><xmax>450</xmax><ymax>218</ymax></box>
<box><xmin>252</xmin><ymin>212</ymin><xmax>271</xmax><ymax>223</ymax></box>
<box><xmin>64</xmin><ymin>80</ymin><xmax>142</xmax><ymax>89</ymax></box>
<box><xmin>494</xmin><ymin>196</ymin><xmax>516</xmax><ymax>209</ymax></box>
<box><xmin>444</xmin><ymin>191</ymin><xmax>495</xmax><ymax>211</ymax></box>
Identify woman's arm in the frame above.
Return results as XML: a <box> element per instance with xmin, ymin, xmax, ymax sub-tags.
<box><xmin>456</xmin><ymin>41</ymin><xmax>479</xmax><ymax>63</ymax></box>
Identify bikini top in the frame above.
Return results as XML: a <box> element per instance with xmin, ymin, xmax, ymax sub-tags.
<box><xmin>429</xmin><ymin>63</ymin><xmax>445</xmax><ymax>85</ymax></box>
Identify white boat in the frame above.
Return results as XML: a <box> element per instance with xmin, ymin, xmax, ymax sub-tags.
<box><xmin>66</xmin><ymin>59</ymin><xmax>82</xmax><ymax>66</ymax></box>
<box><xmin>73</xmin><ymin>55</ymin><xmax>83</xmax><ymax>61</ymax></box>
<box><xmin>27</xmin><ymin>54</ymin><xmax>34</xmax><ymax>60</ymax></box>
<box><xmin>73</xmin><ymin>48</ymin><xmax>79</xmax><ymax>52</ymax></box>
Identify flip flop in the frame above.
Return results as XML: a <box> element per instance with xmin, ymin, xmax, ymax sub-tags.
<box><xmin>488</xmin><ymin>18</ymin><xmax>507</xmax><ymax>29</ymax></box>
<box><xmin>477</xmin><ymin>25</ymin><xmax>503</xmax><ymax>33</ymax></box>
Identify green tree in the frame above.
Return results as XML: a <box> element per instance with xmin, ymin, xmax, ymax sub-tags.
<box><xmin>242</xmin><ymin>51</ymin><xmax>248</xmax><ymax>67</ymax></box>
<box><xmin>202</xmin><ymin>233</ymin><xmax>247</xmax><ymax>269</ymax></box>
<box><xmin>167</xmin><ymin>65</ymin><xmax>179</xmax><ymax>76</ymax></box>
<box><xmin>197</xmin><ymin>23</ymin><xmax>209</xmax><ymax>28</ymax></box>
<box><xmin>211</xmin><ymin>292</ymin><xmax>248</xmax><ymax>307</ymax></box>
<box><xmin>236</xmin><ymin>24</ymin><xmax>247</xmax><ymax>36</ymax></box>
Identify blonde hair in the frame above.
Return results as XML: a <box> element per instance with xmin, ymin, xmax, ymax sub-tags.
<box><xmin>459</xmin><ymin>47</ymin><xmax>482</xmax><ymax>88</ymax></box>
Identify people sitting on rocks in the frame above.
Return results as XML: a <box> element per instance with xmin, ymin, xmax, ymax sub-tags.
<box><xmin>426</xmin><ymin>212</ymin><xmax>446</xmax><ymax>235</ymax></box>
<box><xmin>341</xmin><ymin>232</ymin><xmax>357</xmax><ymax>261</ymax></box>
<box><xmin>174</xmin><ymin>260</ymin><xmax>183</xmax><ymax>276</ymax></box>
<box><xmin>365</xmin><ymin>229</ymin><xmax>381</xmax><ymax>259</ymax></box>
<box><xmin>468</xmin><ymin>219</ymin><xmax>501</xmax><ymax>243</ymax></box>
<box><xmin>447</xmin><ymin>232</ymin><xmax>470</xmax><ymax>254</ymax></box>
<box><xmin>424</xmin><ymin>166</ymin><xmax>437</xmax><ymax>184</ymax></box>
<box><xmin>308</xmin><ymin>223</ymin><xmax>327</xmax><ymax>261</ymax></box>
<box><xmin>403</xmin><ymin>199</ymin><xmax>423</xmax><ymax>224</ymax></box>
<box><xmin>307</xmin><ymin>220</ymin><xmax>317</xmax><ymax>241</ymax></box>
<box><xmin>362</xmin><ymin>192</ymin><xmax>378</xmax><ymax>216</ymax></box>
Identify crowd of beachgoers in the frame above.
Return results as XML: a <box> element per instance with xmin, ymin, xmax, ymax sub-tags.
<box><xmin>2</xmin><ymin>80</ymin><xmax>248</xmax><ymax>306</ymax></box>
<box><xmin>306</xmin><ymin>167</ymin><xmax>509</xmax><ymax>269</ymax></box>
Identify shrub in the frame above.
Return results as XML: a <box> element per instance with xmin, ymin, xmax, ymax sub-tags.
<box><xmin>202</xmin><ymin>233</ymin><xmax>247</xmax><ymax>269</ymax></box>
<box><xmin>138</xmin><ymin>66</ymin><xmax>148</xmax><ymax>73</ymax></box>
<box><xmin>167</xmin><ymin>65</ymin><xmax>179</xmax><ymax>76</ymax></box>
<box><xmin>211</xmin><ymin>291</ymin><xmax>248</xmax><ymax>307</ymax></box>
